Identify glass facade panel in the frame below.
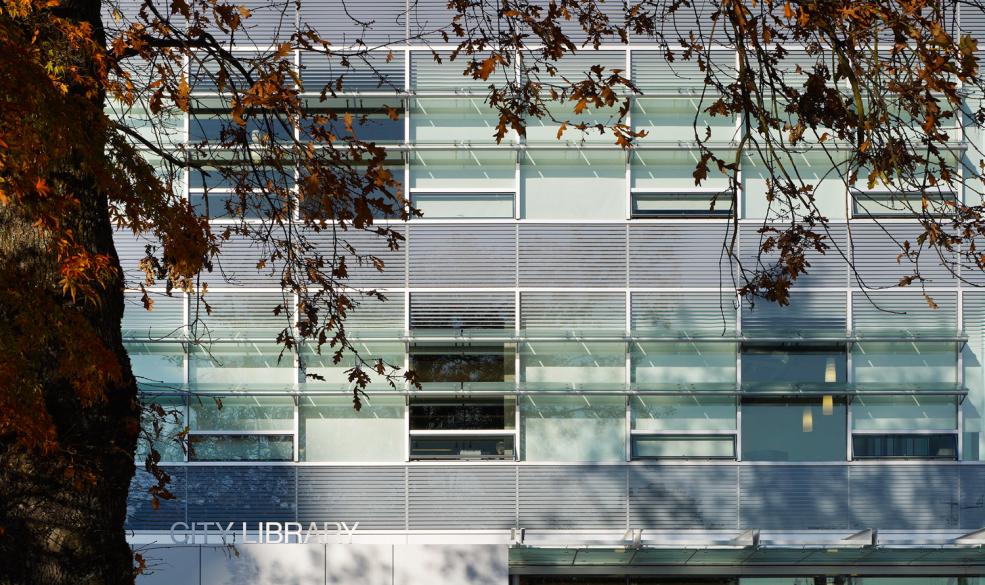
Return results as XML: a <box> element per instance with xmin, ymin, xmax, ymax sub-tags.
<box><xmin>302</xmin><ymin>97</ymin><xmax>403</xmax><ymax>143</ymax></box>
<box><xmin>521</xmin><ymin>342</ymin><xmax>625</xmax><ymax>387</ymax></box>
<box><xmin>631</xmin><ymin>191</ymin><xmax>730</xmax><ymax>218</ymax></box>
<box><xmin>852</xmin><ymin>395</ymin><xmax>957</xmax><ymax>431</ymax></box>
<box><xmin>520</xmin><ymin>395</ymin><xmax>626</xmax><ymax>461</ymax></box>
<box><xmin>410</xmin><ymin>98</ymin><xmax>501</xmax><ymax>143</ymax></box>
<box><xmin>299</xmin><ymin>395</ymin><xmax>405</xmax><ymax>462</ymax></box>
<box><xmin>188</xmin><ymin>435</ymin><xmax>293</xmax><ymax>462</ymax></box>
<box><xmin>741</xmin><ymin>342</ymin><xmax>846</xmax><ymax>390</ymax></box>
<box><xmin>189</xmin><ymin>343</ymin><xmax>295</xmax><ymax>384</ymax></box>
<box><xmin>632</xmin><ymin>342</ymin><xmax>736</xmax><ymax>386</ymax></box>
<box><xmin>126</xmin><ymin>342</ymin><xmax>185</xmax><ymax>384</ymax></box>
<box><xmin>633</xmin><ymin>97</ymin><xmax>735</xmax><ymax>143</ymax></box>
<box><xmin>741</xmin><ymin>398</ymin><xmax>847</xmax><ymax>461</ymax></box>
<box><xmin>190</xmin><ymin>396</ymin><xmax>294</xmax><ymax>431</ymax></box>
<box><xmin>137</xmin><ymin>395</ymin><xmax>186</xmax><ymax>463</ymax></box>
<box><xmin>410</xmin><ymin>150</ymin><xmax>515</xmax><ymax>190</ymax></box>
<box><xmin>411</xmin><ymin>192</ymin><xmax>515</xmax><ymax>218</ymax></box>
<box><xmin>631</xmin><ymin>396</ymin><xmax>736</xmax><ymax>431</ymax></box>
<box><xmin>853</xmin><ymin>342</ymin><xmax>957</xmax><ymax>386</ymax></box>
<box><xmin>742</xmin><ymin>151</ymin><xmax>847</xmax><ymax>219</ymax></box>
<box><xmin>302</xmin><ymin>342</ymin><xmax>405</xmax><ymax>387</ymax></box>
<box><xmin>410</xmin><ymin>397</ymin><xmax>515</xmax><ymax>431</ymax></box>
<box><xmin>521</xmin><ymin>151</ymin><xmax>626</xmax><ymax>219</ymax></box>
<box><xmin>632</xmin><ymin>435</ymin><xmax>735</xmax><ymax>459</ymax></box>
<box><xmin>410</xmin><ymin>343</ymin><xmax>516</xmax><ymax>384</ymax></box>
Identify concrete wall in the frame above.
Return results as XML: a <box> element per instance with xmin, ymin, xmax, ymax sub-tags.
<box><xmin>135</xmin><ymin>544</ymin><xmax>509</xmax><ymax>585</ymax></box>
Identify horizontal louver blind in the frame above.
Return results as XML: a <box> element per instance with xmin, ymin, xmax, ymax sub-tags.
<box><xmin>192</xmin><ymin>292</ymin><xmax>287</xmax><ymax>338</ymax></box>
<box><xmin>410</xmin><ymin>292</ymin><xmax>514</xmax><ymax>330</ymax></box>
<box><xmin>308</xmin><ymin>227</ymin><xmax>407</xmax><ymax>289</ymax></box>
<box><xmin>123</xmin><ymin>292</ymin><xmax>185</xmax><ymax>338</ymax></box>
<box><xmin>346</xmin><ymin>295</ymin><xmax>405</xmax><ymax>334</ymax></box>
<box><xmin>521</xmin><ymin>292</ymin><xmax>626</xmax><ymax>333</ymax></box>
<box><xmin>739</xmin><ymin>223</ymin><xmax>849</xmax><ymax>287</ymax></box>
<box><xmin>631</xmin><ymin>291</ymin><xmax>736</xmax><ymax>336</ymax></box>
<box><xmin>411</xmin><ymin>51</ymin><xmax>492</xmax><ymax>90</ymax></box>
<box><xmin>301</xmin><ymin>0</ymin><xmax>407</xmax><ymax>46</ymax></box>
<box><xmin>852</xmin><ymin>291</ymin><xmax>958</xmax><ymax>336</ymax></box>
<box><xmin>299</xmin><ymin>51</ymin><xmax>405</xmax><ymax>92</ymax></box>
<box><xmin>742</xmin><ymin>291</ymin><xmax>847</xmax><ymax>337</ymax></box>
<box><xmin>632</xmin><ymin>50</ymin><xmax>719</xmax><ymax>91</ymax></box>
<box><xmin>543</xmin><ymin>51</ymin><xmax>626</xmax><ymax>82</ymax></box>
<box><xmin>200</xmin><ymin>235</ymin><xmax>280</xmax><ymax>287</ymax></box>
<box><xmin>851</xmin><ymin>222</ymin><xmax>958</xmax><ymax>287</ymax></box>
<box><xmin>629</xmin><ymin>223</ymin><xmax>731</xmax><ymax>287</ymax></box>
<box><xmin>519</xmin><ymin>224</ymin><xmax>626</xmax><ymax>287</ymax></box>
<box><xmin>114</xmin><ymin>230</ymin><xmax>159</xmax><ymax>287</ymax></box>
<box><xmin>409</xmin><ymin>224</ymin><xmax>516</xmax><ymax>287</ymax></box>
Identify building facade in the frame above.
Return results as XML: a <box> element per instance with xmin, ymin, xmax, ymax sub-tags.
<box><xmin>114</xmin><ymin>1</ymin><xmax>985</xmax><ymax>583</ymax></box>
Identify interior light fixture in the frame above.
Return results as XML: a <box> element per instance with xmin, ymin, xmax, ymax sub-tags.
<box><xmin>822</xmin><ymin>394</ymin><xmax>834</xmax><ymax>415</ymax></box>
<box><xmin>802</xmin><ymin>407</ymin><xmax>814</xmax><ymax>432</ymax></box>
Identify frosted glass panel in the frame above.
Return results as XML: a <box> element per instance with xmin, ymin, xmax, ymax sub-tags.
<box><xmin>631</xmin><ymin>396</ymin><xmax>736</xmax><ymax>431</ymax></box>
<box><xmin>190</xmin><ymin>343</ymin><xmax>295</xmax><ymax>384</ymax></box>
<box><xmin>633</xmin><ymin>97</ymin><xmax>735</xmax><ymax>143</ymax></box>
<box><xmin>521</xmin><ymin>151</ymin><xmax>625</xmax><ymax>219</ymax></box>
<box><xmin>632</xmin><ymin>436</ymin><xmax>734</xmax><ymax>459</ymax></box>
<box><xmin>521</xmin><ymin>341</ymin><xmax>625</xmax><ymax>387</ymax></box>
<box><xmin>524</xmin><ymin>103</ymin><xmax>621</xmax><ymax>144</ymax></box>
<box><xmin>741</xmin><ymin>399</ymin><xmax>847</xmax><ymax>461</ymax></box>
<box><xmin>520</xmin><ymin>395</ymin><xmax>625</xmax><ymax>461</ymax></box>
<box><xmin>632</xmin><ymin>342</ymin><xmax>736</xmax><ymax>385</ymax></box>
<box><xmin>412</xmin><ymin>192</ymin><xmax>514</xmax><ymax>218</ymax></box>
<box><xmin>632</xmin><ymin>150</ymin><xmax>729</xmax><ymax>191</ymax></box>
<box><xmin>190</xmin><ymin>396</ymin><xmax>294</xmax><ymax>431</ymax></box>
<box><xmin>410</xmin><ymin>150</ymin><xmax>515</xmax><ymax>190</ymax></box>
<box><xmin>302</xmin><ymin>343</ymin><xmax>405</xmax><ymax>387</ymax></box>
<box><xmin>743</xmin><ymin>151</ymin><xmax>847</xmax><ymax>219</ymax></box>
<box><xmin>300</xmin><ymin>395</ymin><xmax>405</xmax><ymax>462</ymax></box>
<box><xmin>852</xmin><ymin>396</ymin><xmax>957</xmax><ymax>431</ymax></box>
<box><xmin>410</xmin><ymin>98</ymin><xmax>504</xmax><ymax>143</ymax></box>
<box><xmin>126</xmin><ymin>343</ymin><xmax>185</xmax><ymax>384</ymax></box>
<box><xmin>853</xmin><ymin>342</ymin><xmax>957</xmax><ymax>385</ymax></box>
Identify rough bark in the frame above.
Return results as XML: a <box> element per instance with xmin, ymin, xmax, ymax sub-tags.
<box><xmin>0</xmin><ymin>1</ymin><xmax>140</xmax><ymax>584</ymax></box>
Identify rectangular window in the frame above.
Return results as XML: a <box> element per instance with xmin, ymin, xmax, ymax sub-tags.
<box><xmin>188</xmin><ymin>434</ymin><xmax>294</xmax><ymax>462</ymax></box>
<box><xmin>851</xmin><ymin>189</ymin><xmax>957</xmax><ymax>218</ymax></box>
<box><xmin>299</xmin><ymin>395</ymin><xmax>405</xmax><ymax>462</ymax></box>
<box><xmin>410</xmin><ymin>192</ymin><xmax>515</xmax><ymax>219</ymax></box>
<box><xmin>741</xmin><ymin>397</ymin><xmax>847</xmax><ymax>461</ymax></box>
<box><xmin>409</xmin><ymin>343</ymin><xmax>516</xmax><ymax>385</ymax></box>
<box><xmin>741</xmin><ymin>342</ymin><xmax>846</xmax><ymax>390</ymax></box>
<box><xmin>631</xmin><ymin>191</ymin><xmax>730</xmax><ymax>218</ymax></box>
<box><xmin>852</xmin><ymin>434</ymin><xmax>958</xmax><ymax>459</ymax></box>
<box><xmin>631</xmin><ymin>435</ymin><xmax>735</xmax><ymax>459</ymax></box>
<box><xmin>302</xmin><ymin>97</ymin><xmax>404</xmax><ymax>143</ymax></box>
<box><xmin>408</xmin><ymin>397</ymin><xmax>516</xmax><ymax>461</ymax></box>
<box><xmin>520</xmin><ymin>395</ymin><xmax>626</xmax><ymax>462</ymax></box>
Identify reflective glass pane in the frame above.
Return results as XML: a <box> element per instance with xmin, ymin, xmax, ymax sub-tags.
<box><xmin>190</xmin><ymin>396</ymin><xmax>294</xmax><ymax>431</ymax></box>
<box><xmin>741</xmin><ymin>398</ymin><xmax>847</xmax><ymax>461</ymax></box>
<box><xmin>741</xmin><ymin>342</ymin><xmax>846</xmax><ymax>389</ymax></box>
<box><xmin>632</xmin><ymin>192</ymin><xmax>730</xmax><ymax>218</ymax></box>
<box><xmin>188</xmin><ymin>435</ymin><xmax>293</xmax><ymax>461</ymax></box>
<box><xmin>410</xmin><ymin>343</ymin><xmax>515</xmax><ymax>383</ymax></box>
<box><xmin>409</xmin><ymin>397</ymin><xmax>515</xmax><ymax>430</ymax></box>
<box><xmin>138</xmin><ymin>396</ymin><xmax>185</xmax><ymax>463</ymax></box>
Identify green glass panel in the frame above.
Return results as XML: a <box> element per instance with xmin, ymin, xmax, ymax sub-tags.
<box><xmin>741</xmin><ymin>398</ymin><xmax>846</xmax><ymax>461</ymax></box>
<box><xmin>631</xmin><ymin>395</ymin><xmax>736</xmax><ymax>431</ymax></box>
<box><xmin>190</xmin><ymin>396</ymin><xmax>294</xmax><ymax>431</ymax></box>
<box><xmin>299</xmin><ymin>395</ymin><xmax>405</xmax><ymax>462</ymax></box>
<box><xmin>520</xmin><ymin>395</ymin><xmax>625</xmax><ymax>461</ymax></box>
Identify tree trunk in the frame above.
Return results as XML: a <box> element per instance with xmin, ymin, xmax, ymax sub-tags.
<box><xmin>0</xmin><ymin>1</ymin><xmax>140</xmax><ymax>584</ymax></box>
